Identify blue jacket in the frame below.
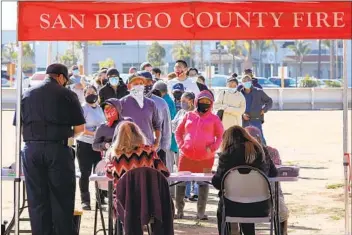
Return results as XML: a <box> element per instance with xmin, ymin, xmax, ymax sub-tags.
<box><xmin>163</xmin><ymin>94</ymin><xmax>178</xmax><ymax>153</ymax></box>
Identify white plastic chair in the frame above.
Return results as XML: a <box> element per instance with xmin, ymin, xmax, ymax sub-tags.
<box><xmin>93</xmin><ymin>159</ymin><xmax>108</xmax><ymax>235</ymax></box>
<box><xmin>220</xmin><ymin>166</ymin><xmax>275</xmax><ymax>235</ymax></box>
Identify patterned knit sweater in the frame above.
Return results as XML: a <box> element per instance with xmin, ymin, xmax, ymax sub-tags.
<box><xmin>106</xmin><ymin>145</ymin><xmax>170</xmax><ymax>188</ymax></box>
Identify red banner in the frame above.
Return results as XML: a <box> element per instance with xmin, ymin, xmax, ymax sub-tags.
<box><xmin>18</xmin><ymin>1</ymin><xmax>352</xmax><ymax>41</ymax></box>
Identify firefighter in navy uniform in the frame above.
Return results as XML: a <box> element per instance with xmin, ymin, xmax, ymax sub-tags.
<box><xmin>15</xmin><ymin>63</ymin><xmax>85</xmax><ymax>235</ymax></box>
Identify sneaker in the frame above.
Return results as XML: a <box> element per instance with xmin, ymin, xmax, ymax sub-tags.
<box><xmin>82</xmin><ymin>202</ymin><xmax>91</xmax><ymax>211</ymax></box>
<box><xmin>174</xmin><ymin>212</ymin><xmax>184</xmax><ymax>219</ymax></box>
<box><xmin>196</xmin><ymin>214</ymin><xmax>208</xmax><ymax>221</ymax></box>
<box><xmin>189</xmin><ymin>195</ymin><xmax>198</xmax><ymax>202</ymax></box>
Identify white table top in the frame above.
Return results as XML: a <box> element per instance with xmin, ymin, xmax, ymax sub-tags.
<box><xmin>88</xmin><ymin>173</ymin><xmax>298</xmax><ymax>182</ymax></box>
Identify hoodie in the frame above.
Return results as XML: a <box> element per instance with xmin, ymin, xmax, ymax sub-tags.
<box><xmin>92</xmin><ymin>98</ymin><xmax>133</xmax><ymax>152</ymax></box>
<box><xmin>175</xmin><ymin>90</ymin><xmax>224</xmax><ymax>161</ymax></box>
<box><xmin>98</xmin><ymin>79</ymin><xmax>129</xmax><ymax>104</ymax></box>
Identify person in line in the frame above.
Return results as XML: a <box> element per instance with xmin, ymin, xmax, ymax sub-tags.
<box><xmin>76</xmin><ymin>85</ymin><xmax>106</xmax><ymax>210</ymax></box>
<box><xmin>139</xmin><ymin>72</ymin><xmax>171</xmax><ymax>165</ymax></box>
<box><xmin>245</xmin><ymin>126</ymin><xmax>289</xmax><ymax>235</ymax></box>
<box><xmin>140</xmin><ymin>62</ymin><xmax>153</xmax><ymax>72</ymax></box>
<box><xmin>175</xmin><ymin>90</ymin><xmax>224</xmax><ymax>220</ymax></box>
<box><xmin>171</xmin><ymin>92</ymin><xmax>199</xmax><ymax>201</ymax></box>
<box><xmin>120</xmin><ymin>74</ymin><xmax>161</xmax><ymax>150</ymax></box>
<box><xmin>197</xmin><ymin>75</ymin><xmax>206</xmax><ymax>85</ymax></box>
<box><xmin>105</xmin><ymin>121</ymin><xmax>170</xmax><ymax>218</ymax></box>
<box><xmin>17</xmin><ymin>63</ymin><xmax>85</xmax><ymax>235</ymax></box>
<box><xmin>92</xmin><ymin>68</ymin><xmax>108</xmax><ymax>91</ymax></box>
<box><xmin>237</xmin><ymin>69</ymin><xmax>263</xmax><ymax>90</ymax></box>
<box><xmin>69</xmin><ymin>65</ymin><xmax>86</xmax><ymax>103</ymax></box>
<box><xmin>167</xmin><ymin>72</ymin><xmax>177</xmax><ymax>81</ymax></box>
<box><xmin>187</xmin><ymin>67</ymin><xmax>199</xmax><ymax>80</ymax></box>
<box><xmin>152</xmin><ymin>81</ymin><xmax>178</xmax><ymax>178</ymax></box>
<box><xmin>152</xmin><ymin>67</ymin><xmax>162</xmax><ymax>81</ymax></box>
<box><xmin>240</xmin><ymin>75</ymin><xmax>273</xmax><ymax>145</ymax></box>
<box><xmin>214</xmin><ymin>76</ymin><xmax>246</xmax><ymax>130</ymax></box>
<box><xmin>129</xmin><ymin>67</ymin><xmax>137</xmax><ymax>74</ymax></box>
<box><xmin>172</xmin><ymin>83</ymin><xmax>185</xmax><ymax>112</ymax></box>
<box><xmin>138</xmin><ymin>71</ymin><xmax>155</xmax><ymax>95</ymax></box>
<box><xmin>212</xmin><ymin>126</ymin><xmax>277</xmax><ymax>235</ymax></box>
<box><xmin>92</xmin><ymin>98</ymin><xmax>133</xmax><ymax>153</ymax></box>
<box><xmin>167</xmin><ymin>60</ymin><xmax>206</xmax><ymax>99</ymax></box>
<box><xmin>98</xmin><ymin>68</ymin><xmax>129</xmax><ymax>104</ymax></box>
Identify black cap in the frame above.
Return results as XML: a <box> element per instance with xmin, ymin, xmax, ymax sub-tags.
<box><xmin>106</xmin><ymin>68</ymin><xmax>119</xmax><ymax>77</ymax></box>
<box><xmin>137</xmin><ymin>71</ymin><xmax>153</xmax><ymax>80</ymax></box>
<box><xmin>46</xmin><ymin>63</ymin><xmax>69</xmax><ymax>80</ymax></box>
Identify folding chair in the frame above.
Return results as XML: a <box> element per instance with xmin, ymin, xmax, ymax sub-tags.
<box><xmin>220</xmin><ymin>166</ymin><xmax>275</xmax><ymax>235</ymax></box>
<box><xmin>93</xmin><ymin>159</ymin><xmax>108</xmax><ymax>235</ymax></box>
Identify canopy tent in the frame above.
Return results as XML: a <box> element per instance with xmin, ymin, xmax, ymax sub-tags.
<box><xmin>13</xmin><ymin>1</ymin><xmax>351</xmax><ymax>235</ymax></box>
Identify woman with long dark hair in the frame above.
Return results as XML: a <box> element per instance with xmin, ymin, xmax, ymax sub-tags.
<box><xmin>212</xmin><ymin>125</ymin><xmax>277</xmax><ymax>235</ymax></box>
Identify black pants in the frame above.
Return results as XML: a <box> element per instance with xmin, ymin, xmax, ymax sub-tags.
<box><xmin>217</xmin><ymin>198</ymin><xmax>269</xmax><ymax>235</ymax></box>
<box><xmin>22</xmin><ymin>142</ymin><xmax>76</xmax><ymax>235</ymax></box>
<box><xmin>76</xmin><ymin>141</ymin><xmax>101</xmax><ymax>201</ymax></box>
<box><xmin>157</xmin><ymin>149</ymin><xmax>166</xmax><ymax>165</ymax></box>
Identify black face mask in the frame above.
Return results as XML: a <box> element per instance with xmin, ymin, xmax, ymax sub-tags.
<box><xmin>197</xmin><ymin>103</ymin><xmax>211</xmax><ymax>113</ymax></box>
<box><xmin>85</xmin><ymin>94</ymin><xmax>98</xmax><ymax>104</ymax></box>
<box><xmin>173</xmin><ymin>91</ymin><xmax>183</xmax><ymax>101</ymax></box>
<box><xmin>144</xmin><ymin>85</ymin><xmax>153</xmax><ymax>95</ymax></box>
<box><xmin>102</xmin><ymin>79</ymin><xmax>108</xmax><ymax>85</ymax></box>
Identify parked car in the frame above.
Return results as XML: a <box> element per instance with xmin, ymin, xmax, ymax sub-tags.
<box><xmin>268</xmin><ymin>77</ymin><xmax>297</xmax><ymax>87</ymax></box>
<box><xmin>29</xmin><ymin>71</ymin><xmax>46</xmax><ymax>87</ymax></box>
<box><xmin>1</xmin><ymin>69</ymin><xmax>29</xmax><ymax>88</ymax></box>
<box><xmin>255</xmin><ymin>77</ymin><xmax>280</xmax><ymax>88</ymax></box>
<box><xmin>204</xmin><ymin>74</ymin><xmax>228</xmax><ymax>88</ymax></box>
<box><xmin>1</xmin><ymin>78</ymin><xmax>10</xmax><ymax>87</ymax></box>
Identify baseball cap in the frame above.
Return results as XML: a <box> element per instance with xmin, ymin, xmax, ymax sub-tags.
<box><xmin>172</xmin><ymin>83</ymin><xmax>185</xmax><ymax>92</ymax></box>
<box><xmin>140</xmin><ymin>62</ymin><xmax>152</xmax><ymax>71</ymax></box>
<box><xmin>71</xmin><ymin>65</ymin><xmax>79</xmax><ymax>71</ymax></box>
<box><xmin>46</xmin><ymin>63</ymin><xmax>69</xmax><ymax>80</ymax></box>
<box><xmin>153</xmin><ymin>81</ymin><xmax>168</xmax><ymax>93</ymax></box>
<box><xmin>106</xmin><ymin>68</ymin><xmax>119</xmax><ymax>77</ymax></box>
<box><xmin>127</xmin><ymin>73</ymin><xmax>146</xmax><ymax>84</ymax></box>
<box><xmin>137</xmin><ymin>71</ymin><xmax>153</xmax><ymax>80</ymax></box>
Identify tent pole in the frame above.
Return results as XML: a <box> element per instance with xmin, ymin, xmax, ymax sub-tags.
<box><xmin>14</xmin><ymin>41</ymin><xmax>23</xmax><ymax>235</ymax></box>
<box><xmin>342</xmin><ymin>39</ymin><xmax>349</xmax><ymax>235</ymax></box>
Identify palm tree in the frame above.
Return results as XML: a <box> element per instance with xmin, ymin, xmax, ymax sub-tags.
<box><xmin>322</xmin><ymin>40</ymin><xmax>335</xmax><ymax>80</ymax></box>
<box><xmin>221</xmin><ymin>40</ymin><xmax>242</xmax><ymax>74</ymax></box>
<box><xmin>172</xmin><ymin>41</ymin><xmax>194</xmax><ymax>67</ymax></box>
<box><xmin>288</xmin><ymin>40</ymin><xmax>311</xmax><ymax>84</ymax></box>
<box><xmin>253</xmin><ymin>40</ymin><xmax>274</xmax><ymax>76</ymax></box>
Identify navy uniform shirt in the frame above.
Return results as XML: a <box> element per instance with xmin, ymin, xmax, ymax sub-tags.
<box><xmin>14</xmin><ymin>77</ymin><xmax>85</xmax><ymax>141</ymax></box>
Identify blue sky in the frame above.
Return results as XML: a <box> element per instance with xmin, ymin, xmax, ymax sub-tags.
<box><xmin>1</xmin><ymin>2</ymin><xmax>17</xmax><ymax>30</ymax></box>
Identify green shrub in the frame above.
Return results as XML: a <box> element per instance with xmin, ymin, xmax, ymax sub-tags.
<box><xmin>325</xmin><ymin>80</ymin><xmax>342</xmax><ymax>88</ymax></box>
<box><xmin>300</xmin><ymin>76</ymin><xmax>319</xmax><ymax>87</ymax></box>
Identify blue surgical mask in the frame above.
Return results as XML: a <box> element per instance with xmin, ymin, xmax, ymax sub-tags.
<box><xmin>109</xmin><ymin>77</ymin><xmax>119</xmax><ymax>86</ymax></box>
<box><xmin>243</xmin><ymin>82</ymin><xmax>252</xmax><ymax>89</ymax></box>
<box><xmin>72</xmin><ymin>70</ymin><xmax>79</xmax><ymax>76</ymax></box>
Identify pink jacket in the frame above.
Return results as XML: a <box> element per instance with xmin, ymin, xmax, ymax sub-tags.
<box><xmin>175</xmin><ymin>90</ymin><xmax>224</xmax><ymax>160</ymax></box>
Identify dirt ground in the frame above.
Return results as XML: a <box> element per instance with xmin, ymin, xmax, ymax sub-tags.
<box><xmin>1</xmin><ymin>110</ymin><xmax>351</xmax><ymax>235</ymax></box>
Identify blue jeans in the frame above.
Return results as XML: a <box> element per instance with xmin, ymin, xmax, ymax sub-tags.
<box><xmin>243</xmin><ymin>119</ymin><xmax>267</xmax><ymax>145</ymax></box>
<box><xmin>185</xmin><ymin>181</ymin><xmax>199</xmax><ymax>197</ymax></box>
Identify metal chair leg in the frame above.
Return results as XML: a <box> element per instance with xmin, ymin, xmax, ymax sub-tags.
<box><xmin>95</xmin><ymin>182</ymin><xmax>107</xmax><ymax>235</ymax></box>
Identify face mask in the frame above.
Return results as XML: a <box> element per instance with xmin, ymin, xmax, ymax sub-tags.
<box><xmin>181</xmin><ymin>102</ymin><xmax>190</xmax><ymax>111</ymax></box>
<box><xmin>189</xmin><ymin>76</ymin><xmax>197</xmax><ymax>81</ymax></box>
<box><xmin>130</xmin><ymin>85</ymin><xmax>145</xmax><ymax>108</ymax></box>
<box><xmin>144</xmin><ymin>85</ymin><xmax>153</xmax><ymax>95</ymax></box>
<box><xmin>173</xmin><ymin>91</ymin><xmax>183</xmax><ymax>101</ymax></box>
<box><xmin>175</xmin><ymin>71</ymin><xmax>184</xmax><ymax>77</ymax></box>
<box><xmin>229</xmin><ymin>88</ymin><xmax>237</xmax><ymax>93</ymax></box>
<box><xmin>109</xmin><ymin>77</ymin><xmax>119</xmax><ymax>86</ymax></box>
<box><xmin>73</xmin><ymin>70</ymin><xmax>79</xmax><ymax>76</ymax></box>
<box><xmin>102</xmin><ymin>78</ymin><xmax>108</xmax><ymax>85</ymax></box>
<box><xmin>197</xmin><ymin>103</ymin><xmax>211</xmax><ymax>113</ymax></box>
<box><xmin>85</xmin><ymin>94</ymin><xmax>98</xmax><ymax>104</ymax></box>
<box><xmin>243</xmin><ymin>82</ymin><xmax>252</xmax><ymax>89</ymax></box>
<box><xmin>104</xmin><ymin>107</ymin><xmax>118</xmax><ymax>127</ymax></box>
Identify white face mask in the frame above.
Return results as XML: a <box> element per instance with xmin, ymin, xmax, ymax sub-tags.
<box><xmin>130</xmin><ymin>85</ymin><xmax>145</xmax><ymax>108</ymax></box>
<box><xmin>228</xmin><ymin>87</ymin><xmax>237</xmax><ymax>93</ymax></box>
